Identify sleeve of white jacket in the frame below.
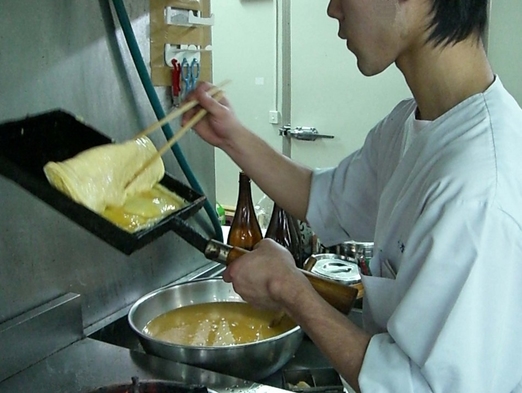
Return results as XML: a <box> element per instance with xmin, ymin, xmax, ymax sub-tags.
<box><xmin>307</xmin><ymin>142</ymin><xmax>381</xmax><ymax>246</ymax></box>
<box><xmin>307</xmin><ymin>100</ymin><xmax>411</xmax><ymax>246</ymax></box>
<box><xmin>358</xmin><ymin>199</ymin><xmax>522</xmax><ymax>392</ymax></box>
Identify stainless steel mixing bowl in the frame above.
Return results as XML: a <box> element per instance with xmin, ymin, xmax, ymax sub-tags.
<box><xmin>128</xmin><ymin>277</ymin><xmax>304</xmax><ymax>381</ymax></box>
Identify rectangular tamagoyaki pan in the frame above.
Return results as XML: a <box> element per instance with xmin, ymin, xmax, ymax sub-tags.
<box><xmin>0</xmin><ymin>109</ymin><xmax>206</xmax><ymax>255</ymax></box>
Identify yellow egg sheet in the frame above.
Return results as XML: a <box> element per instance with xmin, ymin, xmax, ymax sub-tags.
<box><xmin>44</xmin><ymin>137</ymin><xmax>186</xmax><ymax>233</ymax></box>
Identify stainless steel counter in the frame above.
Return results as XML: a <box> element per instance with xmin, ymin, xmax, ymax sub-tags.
<box><xmin>0</xmin><ymin>263</ymin><xmax>285</xmax><ymax>393</ymax></box>
<box><xmin>0</xmin><ymin>263</ymin><xmax>361</xmax><ymax>393</ymax></box>
<box><xmin>0</xmin><ymin>338</ymin><xmax>285</xmax><ymax>393</ymax></box>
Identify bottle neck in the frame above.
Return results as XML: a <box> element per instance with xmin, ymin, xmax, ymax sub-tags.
<box><xmin>267</xmin><ymin>204</ymin><xmax>283</xmax><ymax>232</ymax></box>
<box><xmin>265</xmin><ymin>203</ymin><xmax>303</xmax><ymax>267</ymax></box>
<box><xmin>237</xmin><ymin>173</ymin><xmax>254</xmax><ymax>208</ymax></box>
<box><xmin>227</xmin><ymin>172</ymin><xmax>263</xmax><ymax>250</ymax></box>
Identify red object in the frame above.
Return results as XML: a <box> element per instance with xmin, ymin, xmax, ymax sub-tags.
<box><xmin>171</xmin><ymin>59</ymin><xmax>181</xmax><ymax>103</ymax></box>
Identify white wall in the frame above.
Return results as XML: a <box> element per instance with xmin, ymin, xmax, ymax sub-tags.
<box><xmin>212</xmin><ymin>0</ymin><xmax>522</xmax><ymax>208</ymax></box>
<box><xmin>212</xmin><ymin>0</ymin><xmax>279</xmax><ymax>208</ymax></box>
<box><xmin>488</xmin><ymin>0</ymin><xmax>522</xmax><ymax>105</ymax></box>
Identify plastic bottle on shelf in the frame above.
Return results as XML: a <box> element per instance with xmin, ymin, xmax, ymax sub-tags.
<box><xmin>265</xmin><ymin>203</ymin><xmax>302</xmax><ymax>267</ymax></box>
<box><xmin>227</xmin><ymin>172</ymin><xmax>263</xmax><ymax>250</ymax></box>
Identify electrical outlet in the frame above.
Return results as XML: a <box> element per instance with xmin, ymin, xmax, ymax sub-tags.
<box><xmin>268</xmin><ymin>110</ymin><xmax>280</xmax><ymax>124</ymax></box>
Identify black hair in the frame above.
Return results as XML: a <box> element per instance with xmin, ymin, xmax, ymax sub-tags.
<box><xmin>427</xmin><ymin>0</ymin><xmax>489</xmax><ymax>47</ymax></box>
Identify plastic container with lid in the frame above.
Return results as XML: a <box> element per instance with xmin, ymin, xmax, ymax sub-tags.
<box><xmin>303</xmin><ymin>253</ymin><xmax>361</xmax><ymax>286</ymax></box>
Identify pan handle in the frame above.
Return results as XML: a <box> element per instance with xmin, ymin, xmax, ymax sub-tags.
<box><xmin>299</xmin><ymin>269</ymin><xmax>357</xmax><ymax>314</ymax></box>
<box><xmin>205</xmin><ymin>240</ymin><xmax>358</xmax><ymax>315</ymax></box>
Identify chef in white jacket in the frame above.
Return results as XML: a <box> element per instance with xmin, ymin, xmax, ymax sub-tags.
<box><xmin>184</xmin><ymin>0</ymin><xmax>522</xmax><ymax>391</ymax></box>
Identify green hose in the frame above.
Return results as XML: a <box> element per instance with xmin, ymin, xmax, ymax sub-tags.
<box><xmin>112</xmin><ymin>0</ymin><xmax>223</xmax><ymax>242</ymax></box>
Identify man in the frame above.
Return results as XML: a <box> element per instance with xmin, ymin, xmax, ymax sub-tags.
<box><xmin>184</xmin><ymin>0</ymin><xmax>522</xmax><ymax>391</ymax></box>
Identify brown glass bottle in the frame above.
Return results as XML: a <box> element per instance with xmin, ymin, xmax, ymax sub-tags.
<box><xmin>227</xmin><ymin>172</ymin><xmax>263</xmax><ymax>250</ymax></box>
<box><xmin>265</xmin><ymin>203</ymin><xmax>302</xmax><ymax>267</ymax></box>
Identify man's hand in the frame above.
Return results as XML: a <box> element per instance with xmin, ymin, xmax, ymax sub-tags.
<box><xmin>223</xmin><ymin>238</ymin><xmax>311</xmax><ymax>311</ymax></box>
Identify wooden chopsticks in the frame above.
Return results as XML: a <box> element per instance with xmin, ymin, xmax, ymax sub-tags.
<box><xmin>134</xmin><ymin>79</ymin><xmax>230</xmax><ymax>140</ymax></box>
<box><xmin>125</xmin><ymin>81</ymin><xmax>229</xmax><ymax>190</ymax></box>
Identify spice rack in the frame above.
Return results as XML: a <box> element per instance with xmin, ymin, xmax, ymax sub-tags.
<box><xmin>150</xmin><ymin>0</ymin><xmax>213</xmax><ymax>87</ymax></box>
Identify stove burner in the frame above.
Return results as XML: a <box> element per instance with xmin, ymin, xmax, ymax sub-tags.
<box><xmin>87</xmin><ymin>376</ymin><xmax>210</xmax><ymax>393</ymax></box>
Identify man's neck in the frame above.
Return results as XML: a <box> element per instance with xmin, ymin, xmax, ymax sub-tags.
<box><xmin>397</xmin><ymin>37</ymin><xmax>494</xmax><ymax>121</ymax></box>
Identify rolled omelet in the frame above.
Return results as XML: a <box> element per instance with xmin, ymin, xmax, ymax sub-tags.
<box><xmin>44</xmin><ymin>137</ymin><xmax>164</xmax><ymax>214</ymax></box>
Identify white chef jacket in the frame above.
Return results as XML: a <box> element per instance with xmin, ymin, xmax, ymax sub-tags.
<box><xmin>307</xmin><ymin>77</ymin><xmax>522</xmax><ymax>392</ymax></box>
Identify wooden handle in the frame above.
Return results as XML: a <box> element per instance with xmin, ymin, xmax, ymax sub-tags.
<box><xmin>225</xmin><ymin>246</ymin><xmax>249</xmax><ymax>264</ymax></box>
<box><xmin>300</xmin><ymin>269</ymin><xmax>358</xmax><ymax>314</ymax></box>
<box><xmin>225</xmin><ymin>246</ymin><xmax>357</xmax><ymax>314</ymax></box>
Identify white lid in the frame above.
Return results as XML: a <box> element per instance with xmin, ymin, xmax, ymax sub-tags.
<box><xmin>309</xmin><ymin>256</ymin><xmax>361</xmax><ymax>284</ymax></box>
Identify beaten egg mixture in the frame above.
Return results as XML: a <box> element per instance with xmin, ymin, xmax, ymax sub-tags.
<box><xmin>101</xmin><ymin>184</ymin><xmax>186</xmax><ymax>232</ymax></box>
<box><xmin>143</xmin><ymin>302</ymin><xmax>296</xmax><ymax>347</ymax></box>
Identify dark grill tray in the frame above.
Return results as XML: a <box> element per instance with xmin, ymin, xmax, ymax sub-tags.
<box><xmin>0</xmin><ymin>110</ymin><xmax>206</xmax><ymax>255</ymax></box>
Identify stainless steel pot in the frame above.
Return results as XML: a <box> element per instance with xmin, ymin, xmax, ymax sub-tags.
<box><xmin>128</xmin><ymin>278</ymin><xmax>304</xmax><ymax>381</ymax></box>
<box><xmin>320</xmin><ymin>241</ymin><xmax>374</xmax><ymax>260</ymax></box>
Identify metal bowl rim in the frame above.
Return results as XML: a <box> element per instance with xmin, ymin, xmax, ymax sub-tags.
<box><xmin>128</xmin><ymin>277</ymin><xmax>302</xmax><ymax>350</ymax></box>
<box><xmin>309</xmin><ymin>253</ymin><xmax>357</xmax><ymax>262</ymax></box>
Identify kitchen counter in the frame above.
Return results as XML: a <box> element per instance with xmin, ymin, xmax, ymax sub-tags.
<box><xmin>0</xmin><ymin>309</ymin><xmax>358</xmax><ymax>393</ymax></box>
<box><xmin>0</xmin><ymin>263</ymin><xmax>286</xmax><ymax>393</ymax></box>
<box><xmin>0</xmin><ymin>337</ymin><xmax>284</xmax><ymax>393</ymax></box>
<box><xmin>0</xmin><ymin>263</ymin><xmax>361</xmax><ymax>393</ymax></box>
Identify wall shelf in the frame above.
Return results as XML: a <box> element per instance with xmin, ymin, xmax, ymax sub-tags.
<box><xmin>150</xmin><ymin>0</ymin><xmax>212</xmax><ymax>87</ymax></box>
